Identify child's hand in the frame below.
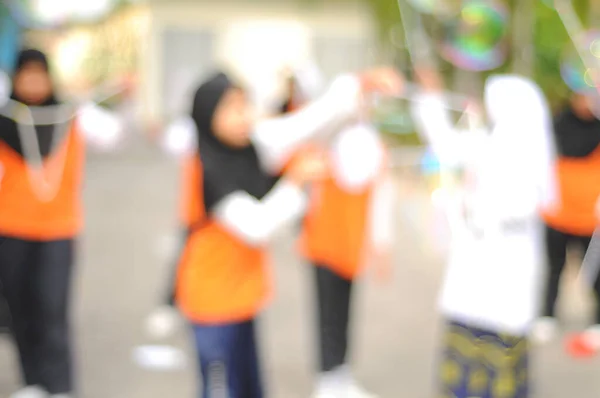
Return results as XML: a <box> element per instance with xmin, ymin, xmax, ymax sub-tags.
<box><xmin>360</xmin><ymin>67</ymin><xmax>405</xmax><ymax>97</ymax></box>
<box><xmin>286</xmin><ymin>148</ymin><xmax>329</xmax><ymax>186</ymax></box>
<box><xmin>414</xmin><ymin>67</ymin><xmax>444</xmax><ymax>93</ymax></box>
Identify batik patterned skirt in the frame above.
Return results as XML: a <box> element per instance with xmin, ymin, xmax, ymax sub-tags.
<box><xmin>439</xmin><ymin>320</ymin><xmax>529</xmax><ymax>398</ymax></box>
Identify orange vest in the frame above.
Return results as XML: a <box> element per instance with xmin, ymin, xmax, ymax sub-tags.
<box><xmin>175</xmin><ymin>158</ymin><xmax>271</xmax><ymax>324</ymax></box>
<box><xmin>542</xmin><ymin>147</ymin><xmax>600</xmax><ymax>236</ymax></box>
<box><xmin>178</xmin><ymin>154</ymin><xmax>202</xmax><ymax>227</ymax></box>
<box><xmin>0</xmin><ymin>124</ymin><xmax>85</xmax><ymax>240</ymax></box>
<box><xmin>299</xmin><ymin>155</ymin><xmax>383</xmax><ymax>280</ymax></box>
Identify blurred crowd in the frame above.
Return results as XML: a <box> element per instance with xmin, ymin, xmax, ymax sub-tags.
<box><xmin>1</xmin><ymin>1</ymin><xmax>600</xmax><ymax>398</ymax></box>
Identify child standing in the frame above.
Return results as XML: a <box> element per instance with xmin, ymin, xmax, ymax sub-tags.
<box><xmin>411</xmin><ymin>69</ymin><xmax>557</xmax><ymax>398</ymax></box>
<box><xmin>175</xmin><ymin>68</ymin><xmax>403</xmax><ymax>398</ymax></box>
<box><xmin>299</xmin><ymin>121</ymin><xmax>395</xmax><ymax>398</ymax></box>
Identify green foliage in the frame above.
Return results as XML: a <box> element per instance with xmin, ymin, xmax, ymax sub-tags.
<box><xmin>355</xmin><ymin>0</ymin><xmax>591</xmax><ymax>110</ymax></box>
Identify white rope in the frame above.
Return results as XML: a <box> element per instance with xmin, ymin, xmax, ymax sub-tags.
<box><xmin>11</xmin><ymin>102</ymin><xmax>72</xmax><ymax>202</ymax></box>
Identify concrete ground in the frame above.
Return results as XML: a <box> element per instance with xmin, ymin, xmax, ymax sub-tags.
<box><xmin>1</xmin><ymin>142</ymin><xmax>600</xmax><ymax>398</ymax></box>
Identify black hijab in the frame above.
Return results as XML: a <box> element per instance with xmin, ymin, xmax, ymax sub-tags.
<box><xmin>553</xmin><ymin>106</ymin><xmax>600</xmax><ymax>158</ymax></box>
<box><xmin>192</xmin><ymin>72</ymin><xmax>279</xmax><ymax>213</ymax></box>
<box><xmin>0</xmin><ymin>49</ymin><xmax>63</xmax><ymax>159</ymax></box>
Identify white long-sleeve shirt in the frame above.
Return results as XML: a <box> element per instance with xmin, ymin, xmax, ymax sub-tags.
<box><xmin>411</xmin><ymin>82</ymin><xmax>555</xmax><ymax>335</ymax></box>
<box><xmin>163</xmin><ymin>74</ymin><xmax>362</xmax><ymax>246</ymax></box>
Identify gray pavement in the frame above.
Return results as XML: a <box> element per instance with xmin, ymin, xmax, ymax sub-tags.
<box><xmin>1</xmin><ymin>144</ymin><xmax>600</xmax><ymax>398</ymax></box>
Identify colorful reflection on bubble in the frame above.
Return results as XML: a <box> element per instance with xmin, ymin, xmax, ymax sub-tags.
<box><xmin>441</xmin><ymin>0</ymin><xmax>509</xmax><ymax>71</ymax></box>
<box><xmin>560</xmin><ymin>31</ymin><xmax>600</xmax><ymax>93</ymax></box>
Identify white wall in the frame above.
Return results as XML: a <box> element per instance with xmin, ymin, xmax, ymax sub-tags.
<box><xmin>138</xmin><ymin>1</ymin><xmax>376</xmax><ymax>124</ymax></box>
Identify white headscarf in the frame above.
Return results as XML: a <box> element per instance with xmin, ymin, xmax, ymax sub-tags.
<box><xmin>479</xmin><ymin>74</ymin><xmax>557</xmax><ymax>219</ymax></box>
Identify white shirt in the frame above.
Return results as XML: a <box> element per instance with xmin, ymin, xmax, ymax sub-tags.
<box><xmin>411</xmin><ymin>89</ymin><xmax>553</xmax><ymax>335</ymax></box>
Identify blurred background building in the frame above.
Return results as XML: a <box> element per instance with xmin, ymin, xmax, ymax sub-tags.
<box><xmin>140</xmin><ymin>0</ymin><xmax>376</xmax><ymax>125</ymax></box>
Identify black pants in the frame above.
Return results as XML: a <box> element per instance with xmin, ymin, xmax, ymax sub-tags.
<box><xmin>0</xmin><ymin>237</ymin><xmax>75</xmax><ymax>394</ymax></box>
<box><xmin>314</xmin><ymin>264</ymin><xmax>354</xmax><ymax>372</ymax></box>
<box><xmin>0</xmin><ymin>285</ymin><xmax>11</xmax><ymax>332</ymax></box>
<box><xmin>543</xmin><ymin>225</ymin><xmax>600</xmax><ymax>323</ymax></box>
<box><xmin>165</xmin><ymin>227</ymin><xmax>192</xmax><ymax>307</ymax></box>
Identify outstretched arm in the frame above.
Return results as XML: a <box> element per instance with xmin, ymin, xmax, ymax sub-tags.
<box><xmin>252</xmin><ymin>68</ymin><xmax>404</xmax><ymax>173</ymax></box>
<box><xmin>207</xmin><ymin>149</ymin><xmax>327</xmax><ymax>246</ymax></box>
<box><xmin>212</xmin><ymin>180</ymin><xmax>308</xmax><ymax>246</ymax></box>
<box><xmin>251</xmin><ymin>74</ymin><xmax>362</xmax><ymax>173</ymax></box>
<box><xmin>410</xmin><ymin>92</ymin><xmax>466</xmax><ymax>166</ymax></box>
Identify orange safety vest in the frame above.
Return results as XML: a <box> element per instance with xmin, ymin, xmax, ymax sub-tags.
<box><xmin>542</xmin><ymin>147</ymin><xmax>600</xmax><ymax>236</ymax></box>
<box><xmin>178</xmin><ymin>154</ymin><xmax>203</xmax><ymax>228</ymax></box>
<box><xmin>175</xmin><ymin>157</ymin><xmax>271</xmax><ymax>324</ymax></box>
<box><xmin>299</xmin><ymin>151</ymin><xmax>387</xmax><ymax>280</ymax></box>
<box><xmin>0</xmin><ymin>123</ymin><xmax>85</xmax><ymax>240</ymax></box>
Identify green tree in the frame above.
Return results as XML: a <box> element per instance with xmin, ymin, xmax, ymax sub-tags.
<box><xmin>323</xmin><ymin>0</ymin><xmax>592</xmax><ymax>109</ymax></box>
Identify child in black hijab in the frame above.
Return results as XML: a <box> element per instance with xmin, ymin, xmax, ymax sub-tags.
<box><xmin>175</xmin><ymin>68</ymin><xmax>402</xmax><ymax>398</ymax></box>
<box><xmin>0</xmin><ymin>49</ymin><xmax>123</xmax><ymax>398</ymax></box>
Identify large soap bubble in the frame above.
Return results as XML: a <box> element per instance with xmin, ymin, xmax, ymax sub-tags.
<box><xmin>441</xmin><ymin>0</ymin><xmax>509</xmax><ymax>71</ymax></box>
<box><xmin>560</xmin><ymin>30</ymin><xmax>600</xmax><ymax>94</ymax></box>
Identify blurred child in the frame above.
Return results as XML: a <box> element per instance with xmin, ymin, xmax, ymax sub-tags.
<box><xmin>411</xmin><ymin>68</ymin><xmax>557</xmax><ymax>398</ymax></box>
<box><xmin>277</xmin><ymin>64</ymin><xmax>324</xmax><ymax>115</ymax></box>
<box><xmin>146</xmin><ymin>117</ymin><xmax>200</xmax><ymax>339</ymax></box>
<box><xmin>299</xmin><ymin>121</ymin><xmax>395</xmax><ymax>398</ymax></box>
<box><xmin>534</xmin><ymin>93</ymin><xmax>600</xmax><ymax>344</ymax></box>
<box><xmin>0</xmin><ymin>49</ymin><xmax>122</xmax><ymax>398</ymax></box>
<box><xmin>175</xmin><ymin>68</ymin><xmax>402</xmax><ymax>397</ymax></box>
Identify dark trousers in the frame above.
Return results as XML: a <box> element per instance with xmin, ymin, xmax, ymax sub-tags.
<box><xmin>543</xmin><ymin>225</ymin><xmax>600</xmax><ymax>323</ymax></box>
<box><xmin>0</xmin><ymin>284</ymin><xmax>10</xmax><ymax>332</ymax></box>
<box><xmin>0</xmin><ymin>236</ymin><xmax>75</xmax><ymax>394</ymax></box>
<box><xmin>192</xmin><ymin>319</ymin><xmax>263</xmax><ymax>398</ymax></box>
<box><xmin>314</xmin><ymin>264</ymin><xmax>354</xmax><ymax>372</ymax></box>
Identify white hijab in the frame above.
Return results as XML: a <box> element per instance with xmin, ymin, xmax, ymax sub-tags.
<box><xmin>475</xmin><ymin>74</ymin><xmax>557</xmax><ymax>222</ymax></box>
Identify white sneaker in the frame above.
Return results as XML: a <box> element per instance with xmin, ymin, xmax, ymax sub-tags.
<box><xmin>311</xmin><ymin>389</ymin><xmax>339</xmax><ymax>398</ymax></box>
<box><xmin>347</xmin><ymin>381</ymin><xmax>379</xmax><ymax>398</ymax></box>
<box><xmin>531</xmin><ymin>317</ymin><xmax>558</xmax><ymax>345</ymax></box>
<box><xmin>10</xmin><ymin>386</ymin><xmax>48</xmax><ymax>398</ymax></box>
<box><xmin>582</xmin><ymin>324</ymin><xmax>600</xmax><ymax>350</ymax></box>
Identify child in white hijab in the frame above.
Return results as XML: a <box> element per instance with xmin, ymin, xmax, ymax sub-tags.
<box><xmin>411</xmin><ymin>68</ymin><xmax>557</xmax><ymax>398</ymax></box>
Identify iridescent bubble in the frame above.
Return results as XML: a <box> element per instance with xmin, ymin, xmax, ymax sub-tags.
<box><xmin>560</xmin><ymin>30</ymin><xmax>600</xmax><ymax>93</ymax></box>
<box><xmin>441</xmin><ymin>0</ymin><xmax>509</xmax><ymax>71</ymax></box>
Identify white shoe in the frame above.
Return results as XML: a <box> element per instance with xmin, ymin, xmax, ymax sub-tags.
<box><xmin>347</xmin><ymin>381</ymin><xmax>379</xmax><ymax>398</ymax></box>
<box><xmin>582</xmin><ymin>324</ymin><xmax>600</xmax><ymax>350</ymax></box>
<box><xmin>531</xmin><ymin>317</ymin><xmax>558</xmax><ymax>345</ymax></box>
<box><xmin>10</xmin><ymin>386</ymin><xmax>48</xmax><ymax>398</ymax></box>
<box><xmin>312</xmin><ymin>370</ymin><xmax>378</xmax><ymax>398</ymax></box>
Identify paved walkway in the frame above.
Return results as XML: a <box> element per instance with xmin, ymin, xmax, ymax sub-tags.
<box><xmin>1</xmin><ymin>145</ymin><xmax>599</xmax><ymax>397</ymax></box>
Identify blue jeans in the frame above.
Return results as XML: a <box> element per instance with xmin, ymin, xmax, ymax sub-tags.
<box><xmin>192</xmin><ymin>319</ymin><xmax>264</xmax><ymax>398</ymax></box>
